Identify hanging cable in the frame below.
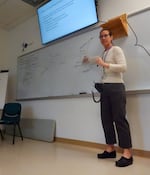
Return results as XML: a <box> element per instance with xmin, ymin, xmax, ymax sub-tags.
<box><xmin>127</xmin><ymin>21</ymin><xmax>150</xmax><ymax>57</ymax></box>
<box><xmin>91</xmin><ymin>91</ymin><xmax>100</xmax><ymax>103</ymax></box>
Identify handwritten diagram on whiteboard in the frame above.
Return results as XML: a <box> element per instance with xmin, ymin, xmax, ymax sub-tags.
<box><xmin>17</xmin><ymin>28</ymin><xmax>103</xmax><ymax>99</ymax></box>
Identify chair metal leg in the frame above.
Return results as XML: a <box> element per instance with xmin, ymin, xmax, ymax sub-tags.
<box><xmin>0</xmin><ymin>129</ymin><xmax>4</xmax><ymax>140</ymax></box>
<box><xmin>13</xmin><ymin>124</ymin><xmax>16</xmax><ymax>144</ymax></box>
<box><xmin>18</xmin><ymin>124</ymin><xmax>23</xmax><ymax>141</ymax></box>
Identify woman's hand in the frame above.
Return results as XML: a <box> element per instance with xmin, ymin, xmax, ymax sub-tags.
<box><xmin>96</xmin><ymin>57</ymin><xmax>109</xmax><ymax>68</ymax></box>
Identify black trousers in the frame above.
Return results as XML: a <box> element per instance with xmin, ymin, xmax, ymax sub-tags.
<box><xmin>100</xmin><ymin>83</ymin><xmax>132</xmax><ymax>148</ymax></box>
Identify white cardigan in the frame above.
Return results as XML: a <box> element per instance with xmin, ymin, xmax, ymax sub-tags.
<box><xmin>89</xmin><ymin>46</ymin><xmax>127</xmax><ymax>83</ymax></box>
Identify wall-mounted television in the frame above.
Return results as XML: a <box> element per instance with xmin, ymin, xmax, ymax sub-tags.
<box><xmin>37</xmin><ymin>0</ymin><xmax>99</xmax><ymax>45</ymax></box>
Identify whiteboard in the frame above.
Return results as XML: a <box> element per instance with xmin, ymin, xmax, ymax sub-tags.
<box><xmin>17</xmin><ymin>9</ymin><xmax>150</xmax><ymax>100</ymax></box>
<box><xmin>0</xmin><ymin>71</ymin><xmax>8</xmax><ymax>109</ymax></box>
<box><xmin>17</xmin><ymin>28</ymin><xmax>102</xmax><ymax>99</ymax></box>
<box><xmin>116</xmin><ymin>9</ymin><xmax>150</xmax><ymax>91</ymax></box>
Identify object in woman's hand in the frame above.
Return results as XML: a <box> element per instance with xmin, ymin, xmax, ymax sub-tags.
<box><xmin>82</xmin><ymin>56</ymin><xmax>89</xmax><ymax>63</ymax></box>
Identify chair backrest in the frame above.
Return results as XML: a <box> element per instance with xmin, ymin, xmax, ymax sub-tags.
<box><xmin>1</xmin><ymin>103</ymin><xmax>22</xmax><ymax>123</ymax></box>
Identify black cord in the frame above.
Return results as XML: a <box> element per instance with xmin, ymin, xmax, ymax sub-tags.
<box><xmin>91</xmin><ymin>91</ymin><xmax>100</xmax><ymax>103</ymax></box>
<box><xmin>127</xmin><ymin>21</ymin><xmax>150</xmax><ymax>57</ymax></box>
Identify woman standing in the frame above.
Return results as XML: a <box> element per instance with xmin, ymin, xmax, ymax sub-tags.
<box><xmin>83</xmin><ymin>28</ymin><xmax>133</xmax><ymax>167</ymax></box>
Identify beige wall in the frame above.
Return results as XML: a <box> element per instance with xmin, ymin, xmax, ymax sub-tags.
<box><xmin>99</xmin><ymin>0</ymin><xmax>150</xmax><ymax>20</ymax></box>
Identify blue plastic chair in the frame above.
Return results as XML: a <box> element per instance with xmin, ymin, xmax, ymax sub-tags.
<box><xmin>0</xmin><ymin>103</ymin><xmax>23</xmax><ymax>144</ymax></box>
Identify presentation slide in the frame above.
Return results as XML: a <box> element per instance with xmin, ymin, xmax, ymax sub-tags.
<box><xmin>37</xmin><ymin>0</ymin><xmax>98</xmax><ymax>44</ymax></box>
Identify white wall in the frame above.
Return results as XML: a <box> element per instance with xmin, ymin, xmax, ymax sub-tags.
<box><xmin>99</xmin><ymin>0</ymin><xmax>150</xmax><ymax>20</ymax></box>
<box><xmin>2</xmin><ymin>0</ymin><xmax>150</xmax><ymax>151</ymax></box>
<box><xmin>0</xmin><ymin>29</ymin><xmax>10</xmax><ymax>70</ymax></box>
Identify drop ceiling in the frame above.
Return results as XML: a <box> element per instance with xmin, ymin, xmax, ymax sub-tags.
<box><xmin>0</xmin><ymin>0</ymin><xmax>36</xmax><ymax>31</ymax></box>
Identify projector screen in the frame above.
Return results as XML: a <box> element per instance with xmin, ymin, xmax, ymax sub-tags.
<box><xmin>37</xmin><ymin>0</ymin><xmax>98</xmax><ymax>44</ymax></box>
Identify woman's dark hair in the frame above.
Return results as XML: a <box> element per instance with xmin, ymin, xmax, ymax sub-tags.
<box><xmin>100</xmin><ymin>28</ymin><xmax>113</xmax><ymax>36</ymax></box>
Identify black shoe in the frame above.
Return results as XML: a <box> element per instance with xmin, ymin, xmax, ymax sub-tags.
<box><xmin>116</xmin><ymin>156</ymin><xmax>133</xmax><ymax>167</ymax></box>
<box><xmin>97</xmin><ymin>151</ymin><xmax>116</xmax><ymax>159</ymax></box>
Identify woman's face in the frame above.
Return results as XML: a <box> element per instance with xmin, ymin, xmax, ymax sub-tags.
<box><xmin>99</xmin><ymin>30</ymin><xmax>113</xmax><ymax>48</ymax></box>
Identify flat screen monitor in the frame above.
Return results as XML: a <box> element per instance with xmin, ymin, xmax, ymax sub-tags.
<box><xmin>37</xmin><ymin>0</ymin><xmax>99</xmax><ymax>44</ymax></box>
